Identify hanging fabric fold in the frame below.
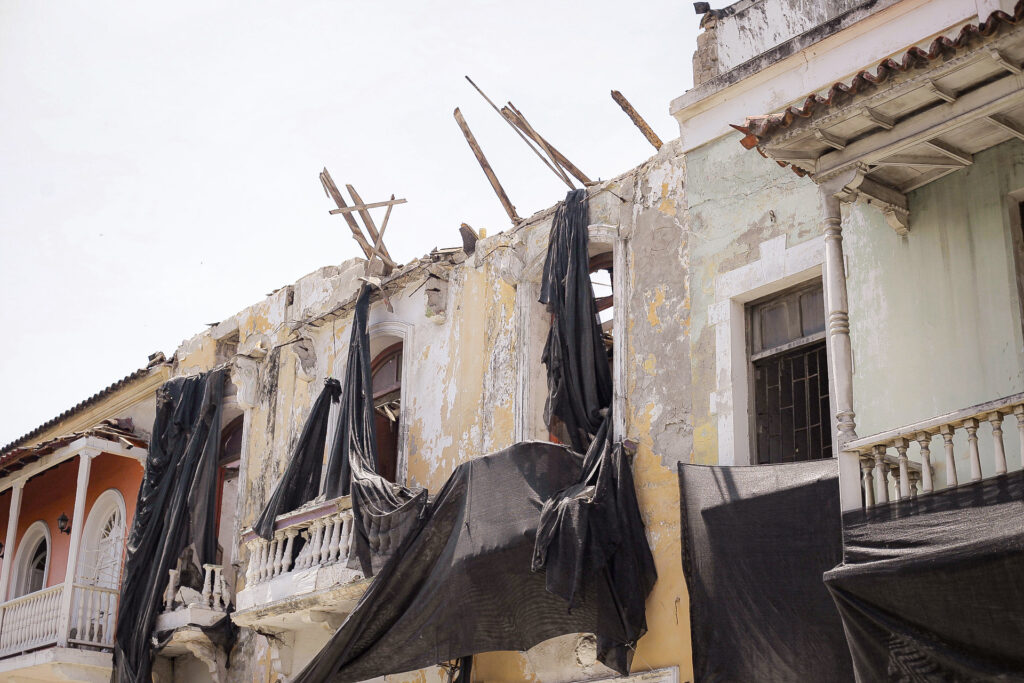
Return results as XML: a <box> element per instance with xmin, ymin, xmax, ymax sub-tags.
<box><xmin>324</xmin><ymin>283</ymin><xmax>427</xmax><ymax>576</ymax></box>
<box><xmin>253</xmin><ymin>377</ymin><xmax>342</xmax><ymax>540</ymax></box>
<box><xmin>113</xmin><ymin>369</ymin><xmax>226</xmax><ymax>683</ymax></box>
<box><xmin>539</xmin><ymin>188</ymin><xmax>613</xmax><ymax>453</ymax></box>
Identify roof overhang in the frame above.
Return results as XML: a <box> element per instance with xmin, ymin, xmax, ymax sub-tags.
<box><xmin>733</xmin><ymin>4</ymin><xmax>1024</xmax><ymax>233</ymax></box>
<box><xmin>0</xmin><ymin>433</ymin><xmax>147</xmax><ymax>494</ymax></box>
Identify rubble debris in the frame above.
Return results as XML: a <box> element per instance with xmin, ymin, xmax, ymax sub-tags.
<box><xmin>458</xmin><ymin>223</ymin><xmax>478</xmax><ymax>254</ymax></box>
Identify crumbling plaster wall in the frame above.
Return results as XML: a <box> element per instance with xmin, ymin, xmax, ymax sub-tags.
<box><xmin>470</xmin><ymin>141</ymin><xmax>695</xmax><ymax>682</ymax></box>
<box><xmin>685</xmin><ymin>133</ymin><xmax>821</xmax><ymax>467</ymax></box>
<box><xmin>699</xmin><ymin>0</ymin><xmax>877</xmax><ymax>76</ymax></box>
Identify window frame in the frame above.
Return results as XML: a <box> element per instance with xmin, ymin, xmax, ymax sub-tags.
<box><xmin>746</xmin><ymin>279</ymin><xmax>831</xmax><ymax>465</ymax></box>
<box><xmin>12</xmin><ymin>520</ymin><xmax>51</xmax><ymax>599</ymax></box>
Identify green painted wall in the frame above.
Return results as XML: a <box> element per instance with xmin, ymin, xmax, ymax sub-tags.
<box><xmin>845</xmin><ymin>139</ymin><xmax>1024</xmax><ymax>484</ymax></box>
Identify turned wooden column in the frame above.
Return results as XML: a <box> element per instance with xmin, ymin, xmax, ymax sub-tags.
<box><xmin>819</xmin><ymin>183</ymin><xmax>861</xmax><ymax>510</ymax></box>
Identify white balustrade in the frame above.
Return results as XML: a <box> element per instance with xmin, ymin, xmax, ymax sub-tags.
<box><xmin>162</xmin><ymin>564</ymin><xmax>229</xmax><ymax>612</ymax></box>
<box><xmin>68</xmin><ymin>584</ymin><xmax>119</xmax><ymax>648</ymax></box>
<box><xmin>843</xmin><ymin>392</ymin><xmax>1024</xmax><ymax>510</ymax></box>
<box><xmin>243</xmin><ymin>499</ymin><xmax>355</xmax><ymax>587</ymax></box>
<box><xmin>0</xmin><ymin>584</ymin><xmax>65</xmax><ymax>657</ymax></box>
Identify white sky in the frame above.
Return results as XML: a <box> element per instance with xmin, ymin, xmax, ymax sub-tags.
<box><xmin>0</xmin><ymin>1</ymin><xmax>698</xmax><ymax>446</ymax></box>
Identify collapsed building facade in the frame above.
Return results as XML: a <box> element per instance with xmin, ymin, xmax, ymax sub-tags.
<box><xmin>0</xmin><ymin>0</ymin><xmax>1023</xmax><ymax>680</ymax></box>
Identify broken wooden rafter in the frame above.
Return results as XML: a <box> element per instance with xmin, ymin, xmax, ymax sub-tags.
<box><xmin>453</xmin><ymin>107</ymin><xmax>521</xmax><ymax>223</ymax></box>
<box><xmin>329</xmin><ymin>197</ymin><xmax>407</xmax><ymax>215</ymax></box>
<box><xmin>500</xmin><ymin>104</ymin><xmax>574</xmax><ymax>188</ymax></box>
<box><xmin>610</xmin><ymin>90</ymin><xmax>663</xmax><ymax>151</ymax></box>
<box><xmin>465</xmin><ymin>75</ymin><xmax>573</xmax><ymax>190</ymax></box>
<box><xmin>320</xmin><ymin>169</ymin><xmax>378</xmax><ymax>262</ymax></box>
<box><xmin>365</xmin><ymin>194</ymin><xmax>397</xmax><ymax>276</ymax></box>
<box><xmin>345</xmin><ymin>184</ymin><xmax>397</xmax><ymax>268</ymax></box>
<box><xmin>503</xmin><ymin>103</ymin><xmax>592</xmax><ymax>186</ymax></box>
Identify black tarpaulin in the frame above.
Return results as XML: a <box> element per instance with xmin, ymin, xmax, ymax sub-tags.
<box><xmin>678</xmin><ymin>459</ymin><xmax>854</xmax><ymax>683</ymax></box>
<box><xmin>293</xmin><ymin>441</ymin><xmax>648</xmax><ymax>682</ymax></box>
<box><xmin>323</xmin><ymin>283</ymin><xmax>427</xmax><ymax>576</ymax></box>
<box><xmin>113</xmin><ymin>369</ymin><xmax>226</xmax><ymax>683</ymax></box>
<box><xmin>825</xmin><ymin>471</ymin><xmax>1024</xmax><ymax>681</ymax></box>
<box><xmin>253</xmin><ymin>378</ymin><xmax>341</xmax><ymax>540</ymax></box>
<box><xmin>533</xmin><ymin>415</ymin><xmax>656</xmax><ymax>674</ymax></box>
<box><xmin>539</xmin><ymin>188</ymin><xmax>613</xmax><ymax>453</ymax></box>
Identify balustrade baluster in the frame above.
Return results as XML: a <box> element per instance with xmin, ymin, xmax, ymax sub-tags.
<box><xmin>343</xmin><ymin>513</ymin><xmax>354</xmax><ymax>558</ymax></box>
<box><xmin>273</xmin><ymin>532</ymin><xmax>287</xmax><ymax>578</ymax></box>
<box><xmin>872</xmin><ymin>446</ymin><xmax>889</xmax><ymax>504</ymax></box>
<box><xmin>860</xmin><ymin>457</ymin><xmax>875</xmax><ymax>508</ymax></box>
<box><xmin>295</xmin><ymin>531</ymin><xmax>311</xmax><ymax>570</ymax></box>
<box><xmin>202</xmin><ymin>564</ymin><xmax>214</xmax><ymax>606</ymax></box>
<box><xmin>915</xmin><ymin>432</ymin><xmax>934</xmax><ymax>493</ymax></box>
<box><xmin>329</xmin><ymin>514</ymin><xmax>342</xmax><ymax>563</ymax></box>
<box><xmin>310</xmin><ymin>520</ymin><xmax>324</xmax><ymax>566</ymax></box>
<box><xmin>211</xmin><ymin>566</ymin><xmax>223</xmax><ymax>610</ymax></box>
<box><xmin>963</xmin><ymin>418</ymin><xmax>982</xmax><ymax>481</ymax></box>
<box><xmin>76</xmin><ymin>586</ymin><xmax>89</xmax><ymax>640</ymax></box>
<box><xmin>320</xmin><ymin>517</ymin><xmax>334</xmax><ymax>563</ymax></box>
<box><xmin>940</xmin><ymin>425</ymin><xmax>958</xmax><ymax>488</ymax></box>
<box><xmin>282</xmin><ymin>529</ymin><xmax>298</xmax><ymax>573</ymax></box>
<box><xmin>264</xmin><ymin>540</ymin><xmax>276</xmax><ymax>581</ymax></box>
<box><xmin>988</xmin><ymin>412</ymin><xmax>1007</xmax><ymax>476</ymax></box>
<box><xmin>894</xmin><ymin>438</ymin><xmax>911</xmax><ymax>499</ymax></box>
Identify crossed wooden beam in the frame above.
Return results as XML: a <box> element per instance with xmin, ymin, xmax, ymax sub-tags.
<box><xmin>319</xmin><ymin>168</ymin><xmax>406</xmax><ymax>275</ymax></box>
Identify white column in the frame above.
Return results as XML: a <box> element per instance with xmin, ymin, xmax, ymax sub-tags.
<box><xmin>820</xmin><ymin>184</ymin><xmax>861</xmax><ymax>511</ymax></box>
<box><xmin>0</xmin><ymin>482</ymin><xmax>24</xmax><ymax>601</ymax></box>
<box><xmin>56</xmin><ymin>451</ymin><xmax>94</xmax><ymax>646</ymax></box>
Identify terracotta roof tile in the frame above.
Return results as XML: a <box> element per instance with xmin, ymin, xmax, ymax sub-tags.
<box><xmin>731</xmin><ymin>3</ymin><xmax>1024</xmax><ymax>151</ymax></box>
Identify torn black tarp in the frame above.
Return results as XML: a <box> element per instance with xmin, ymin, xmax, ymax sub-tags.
<box><xmin>293</xmin><ymin>441</ymin><xmax>648</xmax><ymax>682</ymax></box>
<box><xmin>679</xmin><ymin>459</ymin><xmax>854</xmax><ymax>683</ymax></box>
<box><xmin>324</xmin><ymin>283</ymin><xmax>427</xmax><ymax>576</ymax></box>
<box><xmin>539</xmin><ymin>188</ymin><xmax>613</xmax><ymax>453</ymax></box>
<box><xmin>253</xmin><ymin>377</ymin><xmax>341</xmax><ymax>539</ymax></box>
<box><xmin>825</xmin><ymin>471</ymin><xmax>1024</xmax><ymax>681</ymax></box>
<box><xmin>113</xmin><ymin>369</ymin><xmax>226</xmax><ymax>683</ymax></box>
<box><xmin>533</xmin><ymin>415</ymin><xmax>656</xmax><ymax>673</ymax></box>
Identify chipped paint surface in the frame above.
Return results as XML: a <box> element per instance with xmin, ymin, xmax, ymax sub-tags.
<box><xmin>165</xmin><ymin>138</ymin><xmax>700</xmax><ymax>682</ymax></box>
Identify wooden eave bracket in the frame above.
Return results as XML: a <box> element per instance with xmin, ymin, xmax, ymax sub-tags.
<box><xmin>836</xmin><ymin>168</ymin><xmax>910</xmax><ymax>235</ymax></box>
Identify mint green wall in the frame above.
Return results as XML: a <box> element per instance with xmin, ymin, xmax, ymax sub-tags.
<box><xmin>845</xmin><ymin>139</ymin><xmax>1024</xmax><ymax>484</ymax></box>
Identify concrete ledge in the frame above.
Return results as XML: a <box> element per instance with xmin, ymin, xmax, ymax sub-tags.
<box><xmin>0</xmin><ymin>646</ymin><xmax>113</xmax><ymax>683</ymax></box>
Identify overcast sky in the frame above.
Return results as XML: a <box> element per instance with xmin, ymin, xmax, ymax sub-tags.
<box><xmin>0</xmin><ymin>1</ymin><xmax>698</xmax><ymax>445</ymax></box>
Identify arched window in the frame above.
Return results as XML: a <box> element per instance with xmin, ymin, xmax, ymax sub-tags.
<box><xmin>371</xmin><ymin>342</ymin><xmax>402</xmax><ymax>483</ymax></box>
<box><xmin>13</xmin><ymin>521</ymin><xmax>51</xmax><ymax>598</ymax></box>
<box><xmin>77</xmin><ymin>490</ymin><xmax>127</xmax><ymax>589</ymax></box>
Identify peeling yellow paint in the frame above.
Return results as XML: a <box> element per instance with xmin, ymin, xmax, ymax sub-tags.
<box><xmin>647</xmin><ymin>288</ymin><xmax>666</xmax><ymax>329</ymax></box>
<box><xmin>642</xmin><ymin>354</ymin><xmax>657</xmax><ymax>376</ymax></box>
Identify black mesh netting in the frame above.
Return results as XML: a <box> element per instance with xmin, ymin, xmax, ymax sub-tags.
<box><xmin>253</xmin><ymin>377</ymin><xmax>341</xmax><ymax>540</ymax></box>
<box><xmin>539</xmin><ymin>188</ymin><xmax>612</xmax><ymax>453</ymax></box>
<box><xmin>113</xmin><ymin>369</ymin><xmax>227</xmax><ymax>683</ymax></box>
<box><xmin>293</xmin><ymin>440</ymin><xmax>651</xmax><ymax>682</ymax></box>
<box><xmin>679</xmin><ymin>458</ymin><xmax>854</xmax><ymax>682</ymax></box>
<box><xmin>825</xmin><ymin>470</ymin><xmax>1024</xmax><ymax>682</ymax></box>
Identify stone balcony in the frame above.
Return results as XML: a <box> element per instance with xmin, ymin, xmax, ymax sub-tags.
<box><xmin>232</xmin><ymin>495</ymin><xmax>368</xmax><ymax>631</ymax></box>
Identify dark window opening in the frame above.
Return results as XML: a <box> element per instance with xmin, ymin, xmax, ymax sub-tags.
<box><xmin>28</xmin><ymin>539</ymin><xmax>47</xmax><ymax>594</ymax></box>
<box><xmin>215</xmin><ymin>416</ymin><xmax>243</xmax><ymax>568</ymax></box>
<box><xmin>749</xmin><ymin>281</ymin><xmax>831</xmax><ymax>464</ymax></box>
<box><xmin>371</xmin><ymin>343</ymin><xmax>402</xmax><ymax>483</ymax></box>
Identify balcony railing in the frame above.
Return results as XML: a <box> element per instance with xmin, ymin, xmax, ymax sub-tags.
<box><xmin>842</xmin><ymin>392</ymin><xmax>1024</xmax><ymax>510</ymax></box>
<box><xmin>163</xmin><ymin>563</ymin><xmax>230</xmax><ymax>613</ymax></box>
<box><xmin>243</xmin><ymin>496</ymin><xmax>356</xmax><ymax>588</ymax></box>
<box><xmin>0</xmin><ymin>581</ymin><xmax>119</xmax><ymax>658</ymax></box>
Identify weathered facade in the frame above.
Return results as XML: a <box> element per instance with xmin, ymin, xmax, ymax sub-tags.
<box><xmin>2</xmin><ymin>0</ymin><xmax>1023</xmax><ymax>679</ymax></box>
